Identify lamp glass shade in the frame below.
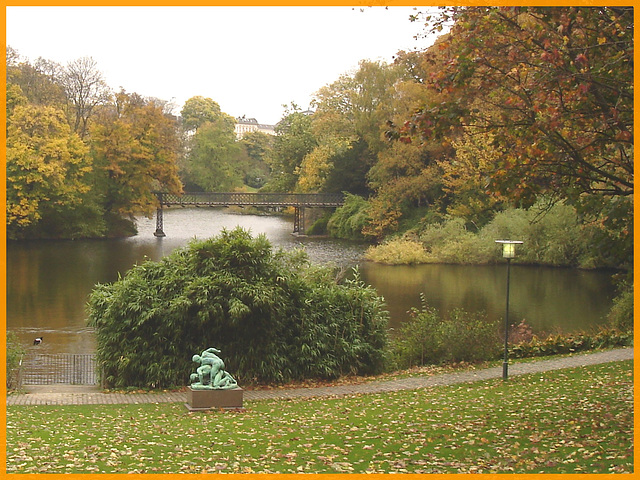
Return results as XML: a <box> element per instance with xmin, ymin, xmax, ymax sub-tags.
<box><xmin>495</xmin><ymin>240</ymin><xmax>522</xmax><ymax>258</ymax></box>
<box><xmin>502</xmin><ymin>242</ymin><xmax>516</xmax><ymax>258</ymax></box>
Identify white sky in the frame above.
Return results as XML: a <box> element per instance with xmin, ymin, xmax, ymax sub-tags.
<box><xmin>6</xmin><ymin>6</ymin><xmax>440</xmax><ymax>125</ymax></box>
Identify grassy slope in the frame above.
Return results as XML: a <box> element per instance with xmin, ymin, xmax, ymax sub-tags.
<box><xmin>7</xmin><ymin>360</ymin><xmax>633</xmax><ymax>474</ymax></box>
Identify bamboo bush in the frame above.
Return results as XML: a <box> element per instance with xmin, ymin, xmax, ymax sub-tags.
<box><xmin>87</xmin><ymin>227</ymin><xmax>389</xmax><ymax>388</ymax></box>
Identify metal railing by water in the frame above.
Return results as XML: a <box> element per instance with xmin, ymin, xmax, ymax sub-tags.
<box><xmin>19</xmin><ymin>353</ymin><xmax>99</xmax><ymax>386</ymax></box>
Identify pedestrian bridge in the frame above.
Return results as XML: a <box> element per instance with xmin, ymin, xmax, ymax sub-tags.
<box><xmin>153</xmin><ymin>191</ymin><xmax>345</xmax><ymax>236</ymax></box>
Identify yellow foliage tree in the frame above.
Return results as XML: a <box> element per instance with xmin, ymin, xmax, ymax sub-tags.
<box><xmin>6</xmin><ymin>104</ymin><xmax>92</xmax><ymax>230</ymax></box>
<box><xmin>439</xmin><ymin>128</ymin><xmax>506</xmax><ymax>228</ymax></box>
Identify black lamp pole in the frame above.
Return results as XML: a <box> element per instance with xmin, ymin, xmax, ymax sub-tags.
<box><xmin>496</xmin><ymin>239</ymin><xmax>521</xmax><ymax>381</ymax></box>
<box><xmin>503</xmin><ymin>256</ymin><xmax>511</xmax><ymax>380</ymax></box>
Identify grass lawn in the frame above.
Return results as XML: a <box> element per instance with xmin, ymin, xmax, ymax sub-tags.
<box><xmin>6</xmin><ymin>360</ymin><xmax>633</xmax><ymax>474</ymax></box>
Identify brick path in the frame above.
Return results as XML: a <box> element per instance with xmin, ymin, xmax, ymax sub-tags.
<box><xmin>7</xmin><ymin>348</ymin><xmax>633</xmax><ymax>406</ymax></box>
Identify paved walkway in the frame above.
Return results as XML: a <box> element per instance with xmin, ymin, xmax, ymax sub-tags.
<box><xmin>7</xmin><ymin>348</ymin><xmax>633</xmax><ymax>406</ymax></box>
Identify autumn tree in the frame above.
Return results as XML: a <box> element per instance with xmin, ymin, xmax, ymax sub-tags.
<box><xmin>90</xmin><ymin>91</ymin><xmax>182</xmax><ymax>222</ymax></box>
<box><xmin>297</xmin><ymin>60</ymin><xmax>401</xmax><ymax>193</ymax></box>
<box><xmin>6</xmin><ymin>101</ymin><xmax>100</xmax><ymax>239</ymax></box>
<box><xmin>61</xmin><ymin>56</ymin><xmax>111</xmax><ymax>139</ymax></box>
<box><xmin>7</xmin><ymin>50</ymin><xmax>110</xmax><ymax>137</ymax></box>
<box><xmin>438</xmin><ymin>129</ymin><xmax>507</xmax><ymax>229</ymax></box>
<box><xmin>6</xmin><ymin>45</ymin><xmax>19</xmax><ymax>67</ymax></box>
<box><xmin>395</xmin><ymin>6</ymin><xmax>633</xmax><ymax>263</ymax></box>
<box><xmin>6</xmin><ymin>50</ymin><xmax>66</xmax><ymax>108</ymax></box>
<box><xmin>6</xmin><ymin>49</ymin><xmax>105</xmax><ymax>239</ymax></box>
<box><xmin>297</xmin><ymin>140</ymin><xmax>374</xmax><ymax>195</ymax></box>
<box><xmin>402</xmin><ymin>7</ymin><xmax>633</xmax><ymax>205</ymax></box>
<box><xmin>361</xmin><ymin>53</ymin><xmax>451</xmax><ymax>238</ymax></box>
<box><xmin>6</xmin><ymin>50</ymin><xmax>183</xmax><ymax>239</ymax></box>
<box><xmin>313</xmin><ymin>60</ymin><xmax>400</xmax><ymax>151</ymax></box>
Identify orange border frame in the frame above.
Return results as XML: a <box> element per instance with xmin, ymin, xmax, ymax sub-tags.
<box><xmin>2</xmin><ymin>3</ymin><xmax>636</xmax><ymax>480</ymax></box>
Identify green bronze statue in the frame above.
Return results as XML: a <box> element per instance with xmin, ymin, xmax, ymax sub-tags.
<box><xmin>189</xmin><ymin>347</ymin><xmax>238</xmax><ymax>390</ymax></box>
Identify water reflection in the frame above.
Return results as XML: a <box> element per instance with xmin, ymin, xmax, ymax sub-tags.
<box><xmin>7</xmin><ymin>207</ymin><xmax>616</xmax><ymax>353</ymax></box>
<box><xmin>359</xmin><ymin>263</ymin><xmax>616</xmax><ymax>336</ymax></box>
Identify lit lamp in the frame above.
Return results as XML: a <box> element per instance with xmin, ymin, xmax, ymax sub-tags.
<box><xmin>495</xmin><ymin>240</ymin><xmax>523</xmax><ymax>380</ymax></box>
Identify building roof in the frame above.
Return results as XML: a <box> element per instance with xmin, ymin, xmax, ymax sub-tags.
<box><xmin>236</xmin><ymin>116</ymin><xmax>258</xmax><ymax>125</ymax></box>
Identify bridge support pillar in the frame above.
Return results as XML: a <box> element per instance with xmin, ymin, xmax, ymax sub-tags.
<box><xmin>154</xmin><ymin>206</ymin><xmax>166</xmax><ymax>237</ymax></box>
<box><xmin>293</xmin><ymin>206</ymin><xmax>305</xmax><ymax>235</ymax></box>
<box><xmin>153</xmin><ymin>192</ymin><xmax>167</xmax><ymax>237</ymax></box>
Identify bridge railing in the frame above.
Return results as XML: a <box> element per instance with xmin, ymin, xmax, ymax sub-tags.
<box><xmin>156</xmin><ymin>192</ymin><xmax>345</xmax><ymax>208</ymax></box>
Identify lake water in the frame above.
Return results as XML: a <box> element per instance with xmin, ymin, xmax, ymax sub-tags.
<box><xmin>7</xmin><ymin>207</ymin><xmax>617</xmax><ymax>353</ymax></box>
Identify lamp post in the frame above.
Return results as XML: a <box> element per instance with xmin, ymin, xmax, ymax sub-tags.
<box><xmin>495</xmin><ymin>240</ymin><xmax>523</xmax><ymax>380</ymax></box>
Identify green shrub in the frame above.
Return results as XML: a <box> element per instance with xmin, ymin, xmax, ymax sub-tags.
<box><xmin>327</xmin><ymin>193</ymin><xmax>371</xmax><ymax>240</ymax></box>
<box><xmin>378</xmin><ymin>200</ymin><xmax>596</xmax><ymax>267</ymax></box>
<box><xmin>392</xmin><ymin>297</ymin><xmax>501</xmax><ymax>368</ymax></box>
<box><xmin>418</xmin><ymin>217</ymin><xmax>473</xmax><ymax>252</ymax></box>
<box><xmin>606</xmin><ymin>280</ymin><xmax>634</xmax><ymax>332</ymax></box>
<box><xmin>434</xmin><ymin>233</ymin><xmax>488</xmax><ymax>264</ymax></box>
<box><xmin>476</xmin><ymin>201</ymin><xmax>584</xmax><ymax>265</ymax></box>
<box><xmin>413</xmin><ymin>217</ymin><xmax>488</xmax><ymax>264</ymax></box>
<box><xmin>306</xmin><ymin>211</ymin><xmax>332</xmax><ymax>235</ymax></box>
<box><xmin>366</xmin><ymin>196</ymin><xmax>628</xmax><ymax>270</ymax></box>
<box><xmin>392</xmin><ymin>302</ymin><xmax>440</xmax><ymax>367</ymax></box>
<box><xmin>87</xmin><ymin>227</ymin><xmax>389</xmax><ymax>388</ymax></box>
<box><xmin>364</xmin><ymin>239</ymin><xmax>430</xmax><ymax>265</ymax></box>
<box><xmin>6</xmin><ymin>332</ymin><xmax>25</xmax><ymax>390</ymax></box>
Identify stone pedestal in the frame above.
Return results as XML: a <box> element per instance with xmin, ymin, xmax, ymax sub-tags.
<box><xmin>185</xmin><ymin>386</ymin><xmax>244</xmax><ymax>411</ymax></box>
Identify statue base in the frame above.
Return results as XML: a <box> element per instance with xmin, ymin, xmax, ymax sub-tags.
<box><xmin>185</xmin><ymin>386</ymin><xmax>244</xmax><ymax>411</ymax></box>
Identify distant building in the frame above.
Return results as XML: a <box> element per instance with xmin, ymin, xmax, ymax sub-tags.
<box><xmin>235</xmin><ymin>116</ymin><xmax>276</xmax><ymax>139</ymax></box>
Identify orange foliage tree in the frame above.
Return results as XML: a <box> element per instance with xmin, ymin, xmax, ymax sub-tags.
<box><xmin>401</xmin><ymin>7</ymin><xmax>633</xmax><ymax>204</ymax></box>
